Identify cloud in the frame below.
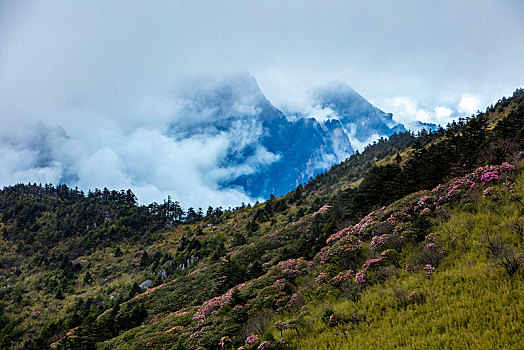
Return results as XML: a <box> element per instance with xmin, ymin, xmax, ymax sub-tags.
<box><xmin>458</xmin><ymin>94</ymin><xmax>482</xmax><ymax>116</ymax></box>
<box><xmin>383</xmin><ymin>97</ymin><xmax>455</xmax><ymax>129</ymax></box>
<box><xmin>0</xmin><ymin>74</ymin><xmax>282</xmax><ymax>208</ymax></box>
<box><xmin>0</xmin><ymin>117</ymin><xmax>275</xmax><ymax>207</ymax></box>
<box><xmin>0</xmin><ymin>0</ymin><xmax>522</xmax><ymax>207</ymax></box>
<box><xmin>382</xmin><ymin>92</ymin><xmax>486</xmax><ymax>131</ymax></box>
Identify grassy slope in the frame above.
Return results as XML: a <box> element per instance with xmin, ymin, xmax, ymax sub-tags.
<box><xmin>286</xmin><ymin>176</ymin><xmax>524</xmax><ymax>350</ymax></box>
<box><xmin>97</xmin><ymin>165</ymin><xmax>524</xmax><ymax>350</ymax></box>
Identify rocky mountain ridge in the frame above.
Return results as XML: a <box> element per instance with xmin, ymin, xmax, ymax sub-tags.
<box><xmin>173</xmin><ymin>74</ymin><xmax>406</xmax><ymax>199</ymax></box>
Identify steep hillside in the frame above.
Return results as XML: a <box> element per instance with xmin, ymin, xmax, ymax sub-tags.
<box><xmin>0</xmin><ymin>89</ymin><xmax>523</xmax><ymax>349</ymax></box>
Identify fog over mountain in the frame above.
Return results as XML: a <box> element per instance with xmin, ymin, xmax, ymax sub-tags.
<box><xmin>0</xmin><ymin>72</ymin><xmax>407</xmax><ymax>205</ymax></box>
<box><xmin>0</xmin><ymin>0</ymin><xmax>522</xmax><ymax>207</ymax></box>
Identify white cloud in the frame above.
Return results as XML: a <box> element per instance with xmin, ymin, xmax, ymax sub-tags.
<box><xmin>435</xmin><ymin>106</ymin><xmax>454</xmax><ymax>122</ymax></box>
<box><xmin>458</xmin><ymin>93</ymin><xmax>482</xmax><ymax>116</ymax></box>
<box><xmin>383</xmin><ymin>97</ymin><xmax>454</xmax><ymax>129</ymax></box>
<box><xmin>348</xmin><ymin>130</ymin><xmax>382</xmax><ymax>152</ymax></box>
<box><xmin>0</xmin><ymin>145</ymin><xmax>62</xmax><ymax>185</ymax></box>
<box><xmin>0</xmin><ymin>76</ymin><xmax>282</xmax><ymax>208</ymax></box>
<box><xmin>306</xmin><ymin>106</ymin><xmax>337</xmax><ymax>124</ymax></box>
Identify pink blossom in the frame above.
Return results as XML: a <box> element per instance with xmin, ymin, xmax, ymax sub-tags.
<box><xmin>314</xmin><ymin>205</ymin><xmax>333</xmax><ymax>215</ymax></box>
<box><xmin>258</xmin><ymin>341</ymin><xmax>271</xmax><ymax>350</ymax></box>
<box><xmin>480</xmin><ymin>171</ymin><xmax>499</xmax><ymax>185</ymax></box>
<box><xmin>424</xmin><ymin>264</ymin><xmax>435</xmax><ymax>277</ymax></box>
<box><xmin>331</xmin><ymin>269</ymin><xmax>354</xmax><ymax>286</ymax></box>
<box><xmin>355</xmin><ymin>271</ymin><xmax>366</xmax><ymax>285</ymax></box>
<box><xmin>220</xmin><ymin>336</ymin><xmax>232</xmax><ymax>348</ymax></box>
<box><xmin>272</xmin><ymin>279</ymin><xmax>285</xmax><ymax>290</ymax></box>
<box><xmin>245</xmin><ymin>335</ymin><xmax>260</xmax><ymax>347</ymax></box>
<box><xmin>426</xmin><ymin>243</ymin><xmax>437</xmax><ymax>250</ymax></box>
<box><xmin>362</xmin><ymin>258</ymin><xmax>382</xmax><ymax>271</ymax></box>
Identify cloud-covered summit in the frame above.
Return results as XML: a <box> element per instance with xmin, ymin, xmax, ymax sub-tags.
<box><xmin>169</xmin><ymin>74</ymin><xmax>282</xmax><ymax>136</ymax></box>
<box><xmin>0</xmin><ymin>72</ymin><xmax>406</xmax><ymax>207</ymax></box>
<box><xmin>0</xmin><ymin>73</ymin><xmax>289</xmax><ymax>208</ymax></box>
<box><xmin>312</xmin><ymin>83</ymin><xmax>405</xmax><ymax>150</ymax></box>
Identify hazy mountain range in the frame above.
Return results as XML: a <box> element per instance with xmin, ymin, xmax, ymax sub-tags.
<box><xmin>172</xmin><ymin>74</ymin><xmax>407</xmax><ymax>199</ymax></box>
<box><xmin>0</xmin><ymin>72</ymin><xmax>437</xmax><ymax>206</ymax></box>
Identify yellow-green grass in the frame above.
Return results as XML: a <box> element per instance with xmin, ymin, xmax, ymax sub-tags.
<box><xmin>283</xmin><ymin>175</ymin><xmax>524</xmax><ymax>349</ymax></box>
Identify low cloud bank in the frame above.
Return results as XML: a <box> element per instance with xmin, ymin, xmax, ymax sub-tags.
<box><xmin>382</xmin><ymin>94</ymin><xmax>483</xmax><ymax>130</ymax></box>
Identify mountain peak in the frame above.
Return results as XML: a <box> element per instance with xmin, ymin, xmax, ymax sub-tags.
<box><xmin>170</xmin><ymin>73</ymin><xmax>282</xmax><ymax>135</ymax></box>
<box><xmin>312</xmin><ymin>82</ymin><xmax>405</xmax><ymax>146</ymax></box>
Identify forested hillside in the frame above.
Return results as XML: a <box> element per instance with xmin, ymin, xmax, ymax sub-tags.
<box><xmin>0</xmin><ymin>89</ymin><xmax>523</xmax><ymax>349</ymax></box>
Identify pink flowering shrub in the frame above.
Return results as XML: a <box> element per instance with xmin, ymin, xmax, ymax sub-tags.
<box><xmin>331</xmin><ymin>269</ymin><xmax>354</xmax><ymax>287</ymax></box>
<box><xmin>371</xmin><ymin>233</ymin><xmax>403</xmax><ymax>252</ymax></box>
<box><xmin>435</xmin><ymin>162</ymin><xmax>517</xmax><ymax>202</ymax></box>
<box><xmin>424</xmin><ymin>264</ymin><xmax>435</xmax><ymax>277</ymax></box>
<box><xmin>314</xmin><ymin>205</ymin><xmax>333</xmax><ymax>215</ymax></box>
<box><xmin>193</xmin><ymin>284</ymin><xmax>245</xmax><ymax>322</ymax></box>
<box><xmin>361</xmin><ymin>258</ymin><xmax>383</xmax><ymax>272</ymax></box>
<box><xmin>425</xmin><ymin>232</ymin><xmax>437</xmax><ymax>242</ymax></box>
<box><xmin>317</xmin><ymin>235</ymin><xmax>364</xmax><ymax>269</ymax></box>
<box><xmin>355</xmin><ymin>271</ymin><xmax>366</xmax><ymax>286</ymax></box>
<box><xmin>352</xmin><ymin>208</ymin><xmax>385</xmax><ymax>237</ymax></box>
<box><xmin>482</xmin><ymin>187</ymin><xmax>501</xmax><ymax>200</ymax></box>
<box><xmin>315</xmin><ymin>272</ymin><xmax>329</xmax><ymax>285</ymax></box>
<box><xmin>502</xmin><ymin>180</ymin><xmax>520</xmax><ymax>200</ymax></box>
<box><xmin>270</xmin><ymin>258</ymin><xmax>314</xmax><ymax>280</ymax></box>
<box><xmin>220</xmin><ymin>336</ymin><xmax>232</xmax><ymax>348</ymax></box>
<box><xmin>272</xmin><ymin>279</ymin><xmax>286</xmax><ymax>291</ymax></box>
<box><xmin>480</xmin><ymin>171</ymin><xmax>499</xmax><ymax>184</ymax></box>
<box><xmin>424</xmin><ymin>233</ymin><xmax>439</xmax><ymax>250</ymax></box>
<box><xmin>415</xmin><ymin>195</ymin><xmax>438</xmax><ymax>214</ymax></box>
<box><xmin>245</xmin><ymin>335</ymin><xmax>260</xmax><ymax>348</ymax></box>
<box><xmin>326</xmin><ymin>227</ymin><xmax>355</xmax><ymax>245</ymax></box>
<box><xmin>258</xmin><ymin>341</ymin><xmax>271</xmax><ymax>349</ymax></box>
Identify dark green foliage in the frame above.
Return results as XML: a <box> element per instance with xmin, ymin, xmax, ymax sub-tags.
<box><xmin>113</xmin><ymin>246</ymin><xmax>123</xmax><ymax>257</ymax></box>
<box><xmin>348</xmin><ymin>164</ymin><xmax>404</xmax><ymax>217</ymax></box>
<box><xmin>0</xmin><ymin>184</ymin><xmax>177</xmax><ymax>258</ymax></box>
<box><xmin>139</xmin><ymin>251</ymin><xmax>150</xmax><ymax>266</ymax></box>
<box><xmin>128</xmin><ymin>282</ymin><xmax>141</xmax><ymax>299</ymax></box>
<box><xmin>55</xmin><ymin>288</ymin><xmax>64</xmax><ymax>300</ymax></box>
<box><xmin>325</xmin><ymin>89</ymin><xmax>524</xmax><ymax>224</ymax></box>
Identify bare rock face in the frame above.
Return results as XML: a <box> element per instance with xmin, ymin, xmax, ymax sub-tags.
<box><xmin>139</xmin><ymin>280</ymin><xmax>153</xmax><ymax>291</ymax></box>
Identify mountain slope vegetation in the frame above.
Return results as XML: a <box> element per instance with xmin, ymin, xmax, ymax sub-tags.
<box><xmin>0</xmin><ymin>89</ymin><xmax>523</xmax><ymax>349</ymax></box>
